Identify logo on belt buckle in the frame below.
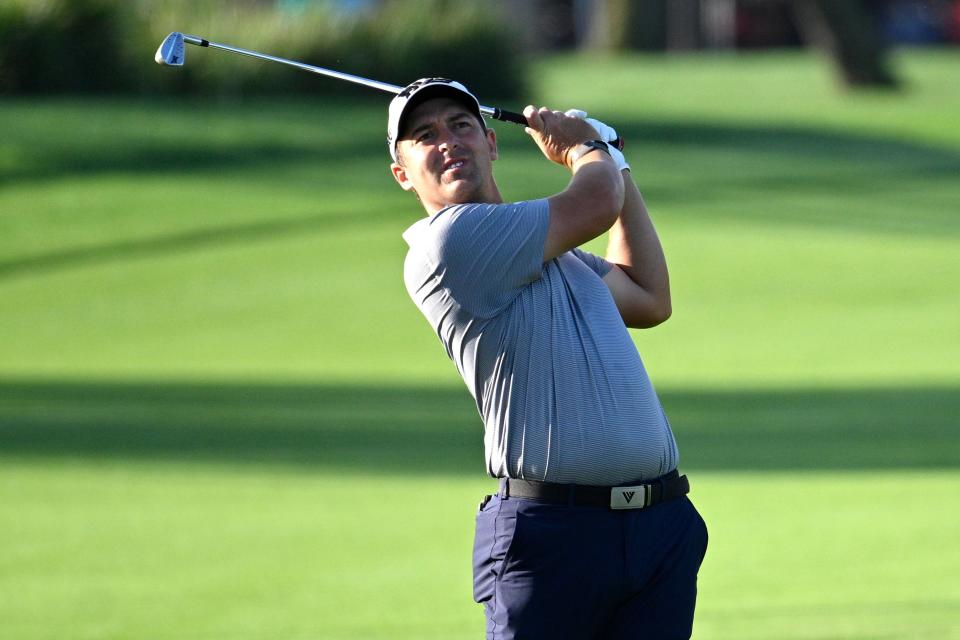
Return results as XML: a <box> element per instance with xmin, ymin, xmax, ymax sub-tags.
<box><xmin>610</xmin><ymin>484</ymin><xmax>649</xmax><ymax>509</ymax></box>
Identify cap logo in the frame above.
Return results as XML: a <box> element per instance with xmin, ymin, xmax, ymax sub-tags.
<box><xmin>396</xmin><ymin>77</ymin><xmax>456</xmax><ymax>99</ymax></box>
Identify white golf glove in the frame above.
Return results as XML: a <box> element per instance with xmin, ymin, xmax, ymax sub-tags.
<box><xmin>565</xmin><ymin>109</ymin><xmax>629</xmax><ymax>172</ymax></box>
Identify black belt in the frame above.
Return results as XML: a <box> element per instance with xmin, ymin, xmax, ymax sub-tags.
<box><xmin>499</xmin><ymin>470</ymin><xmax>689</xmax><ymax>510</ymax></box>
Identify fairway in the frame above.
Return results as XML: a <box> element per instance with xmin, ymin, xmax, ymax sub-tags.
<box><xmin>2</xmin><ymin>50</ymin><xmax>959</xmax><ymax>639</ymax></box>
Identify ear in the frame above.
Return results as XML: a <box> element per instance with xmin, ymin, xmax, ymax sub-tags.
<box><xmin>391</xmin><ymin>162</ymin><xmax>415</xmax><ymax>192</ymax></box>
<box><xmin>486</xmin><ymin>128</ymin><xmax>498</xmax><ymax>161</ymax></box>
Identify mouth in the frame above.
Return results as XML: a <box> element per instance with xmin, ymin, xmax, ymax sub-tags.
<box><xmin>442</xmin><ymin>157</ymin><xmax>468</xmax><ymax>177</ymax></box>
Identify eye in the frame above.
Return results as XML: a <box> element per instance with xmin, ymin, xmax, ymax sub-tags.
<box><xmin>415</xmin><ymin>130</ymin><xmax>434</xmax><ymax>143</ymax></box>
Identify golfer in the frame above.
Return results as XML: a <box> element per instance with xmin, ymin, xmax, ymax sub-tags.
<box><xmin>388</xmin><ymin>78</ymin><xmax>707</xmax><ymax>639</ymax></box>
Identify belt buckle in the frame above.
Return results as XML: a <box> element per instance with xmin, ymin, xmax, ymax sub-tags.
<box><xmin>610</xmin><ymin>483</ymin><xmax>649</xmax><ymax>510</ymax></box>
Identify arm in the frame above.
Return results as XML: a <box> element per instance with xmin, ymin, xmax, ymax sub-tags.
<box><xmin>603</xmin><ymin>171</ymin><xmax>671</xmax><ymax>328</ymax></box>
<box><xmin>522</xmin><ymin>106</ymin><xmax>625</xmax><ymax>262</ymax></box>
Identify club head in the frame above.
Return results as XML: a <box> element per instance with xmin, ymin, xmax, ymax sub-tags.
<box><xmin>155</xmin><ymin>32</ymin><xmax>185</xmax><ymax>66</ymax></box>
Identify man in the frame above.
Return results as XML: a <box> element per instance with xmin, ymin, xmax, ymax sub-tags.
<box><xmin>388</xmin><ymin>78</ymin><xmax>707</xmax><ymax>639</ymax></box>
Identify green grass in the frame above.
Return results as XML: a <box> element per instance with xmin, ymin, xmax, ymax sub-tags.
<box><xmin>3</xmin><ymin>462</ymin><xmax>957</xmax><ymax>640</ymax></box>
<box><xmin>1</xmin><ymin>49</ymin><xmax>959</xmax><ymax>639</ymax></box>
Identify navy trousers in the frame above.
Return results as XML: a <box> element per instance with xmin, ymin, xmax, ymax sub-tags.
<box><xmin>472</xmin><ymin>490</ymin><xmax>708</xmax><ymax>639</ymax></box>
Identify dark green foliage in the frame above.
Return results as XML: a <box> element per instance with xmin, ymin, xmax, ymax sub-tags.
<box><xmin>0</xmin><ymin>0</ymin><xmax>136</xmax><ymax>93</ymax></box>
<box><xmin>0</xmin><ymin>0</ymin><xmax>527</xmax><ymax>98</ymax></box>
<box><xmin>254</xmin><ymin>0</ymin><xmax>528</xmax><ymax>100</ymax></box>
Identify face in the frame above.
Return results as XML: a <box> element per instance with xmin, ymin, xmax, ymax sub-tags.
<box><xmin>391</xmin><ymin>97</ymin><xmax>500</xmax><ymax>214</ymax></box>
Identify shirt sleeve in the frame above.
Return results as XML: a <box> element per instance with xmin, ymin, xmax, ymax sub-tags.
<box><xmin>422</xmin><ymin>199</ymin><xmax>550</xmax><ymax>317</ymax></box>
<box><xmin>570</xmin><ymin>247</ymin><xmax>614</xmax><ymax>279</ymax></box>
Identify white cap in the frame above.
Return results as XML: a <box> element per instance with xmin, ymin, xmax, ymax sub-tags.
<box><xmin>387</xmin><ymin>78</ymin><xmax>484</xmax><ymax>162</ymax></box>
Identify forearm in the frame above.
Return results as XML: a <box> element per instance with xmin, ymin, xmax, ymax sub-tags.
<box><xmin>605</xmin><ymin>172</ymin><xmax>671</xmax><ymax>312</ymax></box>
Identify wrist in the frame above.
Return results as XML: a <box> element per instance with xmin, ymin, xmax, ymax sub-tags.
<box><xmin>566</xmin><ymin>139</ymin><xmax>610</xmax><ymax>168</ymax></box>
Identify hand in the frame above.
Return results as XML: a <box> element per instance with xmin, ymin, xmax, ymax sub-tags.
<box><xmin>564</xmin><ymin>109</ymin><xmax>630</xmax><ymax>172</ymax></box>
<box><xmin>523</xmin><ymin>105</ymin><xmax>601</xmax><ymax>169</ymax></box>
<box><xmin>564</xmin><ymin>109</ymin><xmax>618</xmax><ymax>143</ymax></box>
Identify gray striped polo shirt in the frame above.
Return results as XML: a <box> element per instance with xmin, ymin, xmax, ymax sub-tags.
<box><xmin>402</xmin><ymin>198</ymin><xmax>679</xmax><ymax>485</ymax></box>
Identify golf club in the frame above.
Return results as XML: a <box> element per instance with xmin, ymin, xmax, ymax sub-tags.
<box><xmin>155</xmin><ymin>31</ymin><xmax>529</xmax><ymax>124</ymax></box>
<box><xmin>154</xmin><ymin>31</ymin><xmax>624</xmax><ymax>149</ymax></box>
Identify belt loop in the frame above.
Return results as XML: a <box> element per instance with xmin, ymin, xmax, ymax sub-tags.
<box><xmin>568</xmin><ymin>484</ymin><xmax>576</xmax><ymax>507</ymax></box>
<box><xmin>500</xmin><ymin>477</ymin><xmax>510</xmax><ymax>499</ymax></box>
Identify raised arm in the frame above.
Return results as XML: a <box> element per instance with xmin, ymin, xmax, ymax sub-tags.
<box><xmin>522</xmin><ymin>106</ymin><xmax>625</xmax><ymax>262</ymax></box>
<box><xmin>603</xmin><ymin>172</ymin><xmax>672</xmax><ymax>328</ymax></box>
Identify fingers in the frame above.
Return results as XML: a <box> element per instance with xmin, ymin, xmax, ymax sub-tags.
<box><xmin>524</xmin><ymin>106</ymin><xmax>581</xmax><ymax>134</ymax></box>
<box><xmin>523</xmin><ymin>105</ymin><xmax>607</xmax><ymax>168</ymax></box>
<box><xmin>533</xmin><ymin>105</ymin><xmax>619</xmax><ymax>140</ymax></box>
<box><xmin>524</xmin><ymin>105</ymin><xmax>625</xmax><ymax>170</ymax></box>
<box><xmin>523</xmin><ymin>105</ymin><xmax>542</xmax><ymax>135</ymax></box>
<box><xmin>539</xmin><ymin>107</ymin><xmax>565</xmax><ymax>127</ymax></box>
<box><xmin>564</xmin><ymin>108</ymin><xmax>620</xmax><ymax>144</ymax></box>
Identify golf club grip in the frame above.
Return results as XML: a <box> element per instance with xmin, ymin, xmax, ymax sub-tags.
<box><xmin>493</xmin><ymin>107</ymin><xmax>527</xmax><ymax>127</ymax></box>
<box><xmin>492</xmin><ymin>108</ymin><xmax>625</xmax><ymax>150</ymax></box>
<box><xmin>491</xmin><ymin>108</ymin><xmax>528</xmax><ymax>126</ymax></box>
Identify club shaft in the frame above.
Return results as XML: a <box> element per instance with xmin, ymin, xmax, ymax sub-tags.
<box><xmin>164</xmin><ymin>32</ymin><xmax>630</xmax><ymax>143</ymax></box>
<box><xmin>181</xmin><ymin>34</ymin><xmax>506</xmax><ymax>120</ymax></box>
<box><xmin>182</xmin><ymin>34</ymin><xmax>406</xmax><ymax>96</ymax></box>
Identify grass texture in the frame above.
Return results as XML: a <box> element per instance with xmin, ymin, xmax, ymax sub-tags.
<box><xmin>1</xmin><ymin>49</ymin><xmax>959</xmax><ymax>639</ymax></box>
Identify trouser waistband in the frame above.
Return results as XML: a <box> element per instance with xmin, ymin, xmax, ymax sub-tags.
<box><xmin>498</xmin><ymin>470</ymin><xmax>689</xmax><ymax>510</ymax></box>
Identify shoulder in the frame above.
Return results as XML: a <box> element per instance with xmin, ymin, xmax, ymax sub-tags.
<box><xmin>405</xmin><ymin>200</ymin><xmax>549</xmax><ymax>257</ymax></box>
<box><xmin>436</xmin><ymin>200</ymin><xmax>548</xmax><ymax>235</ymax></box>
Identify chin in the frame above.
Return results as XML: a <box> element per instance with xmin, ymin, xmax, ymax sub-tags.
<box><xmin>441</xmin><ymin>185</ymin><xmax>480</xmax><ymax>206</ymax></box>
<box><xmin>450</xmin><ymin>177</ymin><xmax>496</xmax><ymax>204</ymax></box>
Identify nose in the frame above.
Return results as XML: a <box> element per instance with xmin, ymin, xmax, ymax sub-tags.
<box><xmin>436</xmin><ymin>124</ymin><xmax>460</xmax><ymax>152</ymax></box>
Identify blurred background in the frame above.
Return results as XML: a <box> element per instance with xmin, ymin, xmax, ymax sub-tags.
<box><xmin>1</xmin><ymin>1</ymin><xmax>958</xmax><ymax>639</ymax></box>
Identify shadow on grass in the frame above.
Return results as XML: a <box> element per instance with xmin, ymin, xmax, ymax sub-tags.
<box><xmin>4</xmin><ymin>101</ymin><xmax>960</xmax><ymax>281</ymax></box>
<box><xmin>6</xmin><ymin>113</ymin><xmax>957</xmax><ymax>187</ymax></box>
<box><xmin>0</xmin><ymin>208</ymin><xmax>396</xmax><ymax>281</ymax></box>
<box><xmin>0</xmin><ymin>98</ymin><xmax>388</xmax><ymax>186</ymax></box>
<box><xmin>1</xmin><ymin>379</ymin><xmax>956</xmax><ymax>474</ymax></box>
<box><xmin>615</xmin><ymin>121</ymin><xmax>960</xmax><ymax>171</ymax></box>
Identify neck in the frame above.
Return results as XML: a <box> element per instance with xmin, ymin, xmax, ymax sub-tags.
<box><xmin>422</xmin><ymin>184</ymin><xmax>503</xmax><ymax>216</ymax></box>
